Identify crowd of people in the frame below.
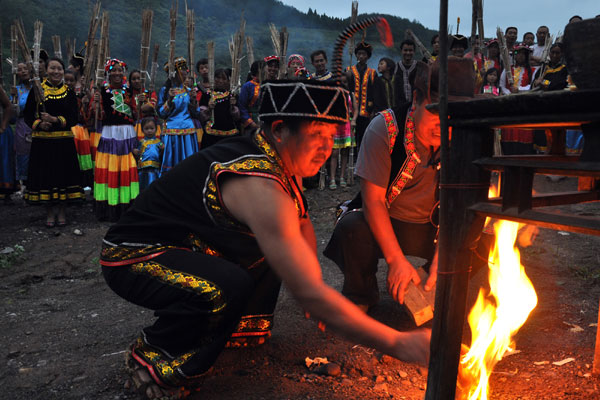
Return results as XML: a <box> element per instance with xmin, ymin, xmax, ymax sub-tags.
<box><xmin>0</xmin><ymin>13</ymin><xmax>595</xmax><ymax>399</ymax></box>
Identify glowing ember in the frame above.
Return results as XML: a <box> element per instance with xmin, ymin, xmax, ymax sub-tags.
<box><xmin>457</xmin><ymin>220</ymin><xmax>538</xmax><ymax>400</ymax></box>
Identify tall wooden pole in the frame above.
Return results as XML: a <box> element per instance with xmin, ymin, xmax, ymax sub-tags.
<box><xmin>426</xmin><ymin>1</ymin><xmax>494</xmax><ymax>399</ymax></box>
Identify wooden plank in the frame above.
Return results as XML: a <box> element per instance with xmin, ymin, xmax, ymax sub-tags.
<box><xmin>488</xmin><ymin>191</ymin><xmax>600</xmax><ymax>207</ymax></box>
<box><xmin>433</xmin><ymin>89</ymin><xmax>600</xmax><ymax>120</ymax></box>
<box><xmin>448</xmin><ymin>114</ymin><xmax>598</xmax><ymax>129</ymax></box>
<box><xmin>403</xmin><ymin>268</ymin><xmax>435</xmax><ymax>326</ymax></box>
<box><xmin>470</xmin><ymin>202</ymin><xmax>600</xmax><ymax>235</ymax></box>
<box><xmin>474</xmin><ymin>158</ymin><xmax>600</xmax><ymax>177</ymax></box>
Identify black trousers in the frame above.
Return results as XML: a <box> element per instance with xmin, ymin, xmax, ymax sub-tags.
<box><xmin>355</xmin><ymin>116</ymin><xmax>371</xmax><ymax>151</ymax></box>
<box><xmin>324</xmin><ymin>210</ymin><xmax>436</xmax><ymax>307</ymax></box>
<box><xmin>103</xmin><ymin>249</ymin><xmax>261</xmax><ymax>379</ymax></box>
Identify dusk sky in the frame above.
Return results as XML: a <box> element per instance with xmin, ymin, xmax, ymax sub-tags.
<box><xmin>279</xmin><ymin>0</ymin><xmax>599</xmax><ymax>40</ymax></box>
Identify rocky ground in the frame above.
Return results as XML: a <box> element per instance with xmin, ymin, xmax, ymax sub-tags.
<box><xmin>1</xmin><ymin>175</ymin><xmax>599</xmax><ymax>399</ymax></box>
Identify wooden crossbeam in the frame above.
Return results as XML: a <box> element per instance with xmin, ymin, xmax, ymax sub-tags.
<box><xmin>470</xmin><ymin>202</ymin><xmax>600</xmax><ymax>236</ymax></box>
<box><xmin>474</xmin><ymin>157</ymin><xmax>600</xmax><ymax>177</ymax></box>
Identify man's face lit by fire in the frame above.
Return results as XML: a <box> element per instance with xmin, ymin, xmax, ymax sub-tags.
<box><xmin>273</xmin><ymin>120</ymin><xmax>337</xmax><ymax>177</ymax></box>
<box><xmin>413</xmin><ymin>100</ymin><xmax>441</xmax><ymax>148</ymax></box>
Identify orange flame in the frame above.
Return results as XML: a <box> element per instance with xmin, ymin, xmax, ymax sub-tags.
<box><xmin>483</xmin><ymin>184</ymin><xmax>499</xmax><ymax>231</ymax></box>
<box><xmin>457</xmin><ymin>220</ymin><xmax>538</xmax><ymax>400</ymax></box>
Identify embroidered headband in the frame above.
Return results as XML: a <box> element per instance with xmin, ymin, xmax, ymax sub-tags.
<box><xmin>264</xmin><ymin>55</ymin><xmax>280</xmax><ymax>64</ymax></box>
<box><xmin>163</xmin><ymin>57</ymin><xmax>188</xmax><ymax>73</ymax></box>
<box><xmin>287</xmin><ymin>54</ymin><xmax>305</xmax><ymax>68</ymax></box>
<box><xmin>105</xmin><ymin>58</ymin><xmax>127</xmax><ymax>73</ymax></box>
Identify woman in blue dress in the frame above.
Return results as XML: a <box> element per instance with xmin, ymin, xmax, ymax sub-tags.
<box><xmin>11</xmin><ymin>62</ymin><xmax>33</xmax><ymax>191</ymax></box>
<box><xmin>157</xmin><ymin>57</ymin><xmax>202</xmax><ymax>174</ymax></box>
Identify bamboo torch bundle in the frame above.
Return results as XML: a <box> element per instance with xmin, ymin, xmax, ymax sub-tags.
<box><xmin>14</xmin><ymin>19</ymin><xmax>44</xmax><ymax>112</ymax></box>
<box><xmin>268</xmin><ymin>24</ymin><xmax>280</xmax><ymax>56</ymax></box>
<box><xmin>185</xmin><ymin>5</ymin><xmax>195</xmax><ymax>84</ymax></box>
<box><xmin>149</xmin><ymin>44</ymin><xmax>159</xmax><ymax>92</ymax></box>
<box><xmin>207</xmin><ymin>40</ymin><xmax>215</xmax><ymax>121</ymax></box>
<box><xmin>406</xmin><ymin>29</ymin><xmax>432</xmax><ymax>61</ymax></box>
<box><xmin>95</xmin><ymin>12</ymin><xmax>109</xmax><ymax>131</ymax></box>
<box><xmin>65</xmin><ymin>37</ymin><xmax>76</xmax><ymax>64</ymax></box>
<box><xmin>278</xmin><ymin>28</ymin><xmax>288</xmax><ymax>79</ymax></box>
<box><xmin>95</xmin><ymin>12</ymin><xmax>109</xmax><ymax>86</ymax></box>
<box><xmin>348</xmin><ymin>0</ymin><xmax>358</xmax><ymax>66</ymax></box>
<box><xmin>471</xmin><ymin>0</ymin><xmax>477</xmax><ymax>53</ymax></box>
<box><xmin>83</xmin><ymin>2</ymin><xmax>101</xmax><ymax>86</ymax></box>
<box><xmin>52</xmin><ymin>35</ymin><xmax>62</xmax><ymax>60</ymax></box>
<box><xmin>140</xmin><ymin>9</ymin><xmax>153</xmax><ymax>89</ymax></box>
<box><xmin>229</xmin><ymin>15</ymin><xmax>245</xmax><ymax>93</ymax></box>
<box><xmin>476</xmin><ymin>0</ymin><xmax>484</xmax><ymax>51</ymax></box>
<box><xmin>11</xmin><ymin>24</ymin><xmax>18</xmax><ymax>88</ymax></box>
<box><xmin>496</xmin><ymin>26</ymin><xmax>514</xmax><ymax>88</ymax></box>
<box><xmin>245</xmin><ymin>36</ymin><xmax>254</xmax><ymax>68</ymax></box>
<box><xmin>168</xmin><ymin>1</ymin><xmax>178</xmax><ymax>82</ymax></box>
<box><xmin>32</xmin><ymin>20</ymin><xmax>44</xmax><ymax>82</ymax></box>
<box><xmin>533</xmin><ymin>33</ymin><xmax>556</xmax><ymax>87</ymax></box>
<box><xmin>82</xmin><ymin>39</ymin><xmax>98</xmax><ymax>90</ymax></box>
<box><xmin>268</xmin><ymin>24</ymin><xmax>288</xmax><ymax>79</ymax></box>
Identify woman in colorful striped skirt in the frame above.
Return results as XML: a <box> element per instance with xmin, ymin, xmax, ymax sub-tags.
<box><xmin>91</xmin><ymin>59</ymin><xmax>139</xmax><ymax>222</ymax></box>
<box><xmin>23</xmin><ymin>58</ymin><xmax>84</xmax><ymax>225</ymax></box>
<box><xmin>64</xmin><ymin>69</ymin><xmax>93</xmax><ymax>187</ymax></box>
<box><xmin>157</xmin><ymin>57</ymin><xmax>202</xmax><ymax>174</ymax></box>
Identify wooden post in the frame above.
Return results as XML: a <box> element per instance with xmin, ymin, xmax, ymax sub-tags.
<box><xmin>426</xmin><ymin>0</ymin><xmax>492</xmax><ymax>398</ymax></box>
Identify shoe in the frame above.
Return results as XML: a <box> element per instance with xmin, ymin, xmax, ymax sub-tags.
<box><xmin>57</xmin><ymin>220</ymin><xmax>68</xmax><ymax>227</ymax></box>
<box><xmin>329</xmin><ymin>180</ymin><xmax>337</xmax><ymax>190</ymax></box>
<box><xmin>46</xmin><ymin>221</ymin><xmax>56</xmax><ymax>228</ymax></box>
<box><xmin>340</xmin><ymin>178</ymin><xmax>347</xmax><ymax>188</ymax></box>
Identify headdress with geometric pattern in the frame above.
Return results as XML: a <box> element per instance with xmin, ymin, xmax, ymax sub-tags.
<box><xmin>258</xmin><ymin>80</ymin><xmax>349</xmax><ymax>124</ymax></box>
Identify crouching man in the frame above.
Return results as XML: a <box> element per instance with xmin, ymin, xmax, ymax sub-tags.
<box><xmin>100</xmin><ymin>80</ymin><xmax>430</xmax><ymax>399</ymax></box>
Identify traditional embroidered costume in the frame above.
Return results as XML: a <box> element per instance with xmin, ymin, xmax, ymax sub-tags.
<box><xmin>93</xmin><ymin>59</ymin><xmax>139</xmax><ymax>221</ymax></box>
<box><xmin>349</xmin><ymin>42</ymin><xmax>377</xmax><ymax>148</ymax></box>
<box><xmin>238</xmin><ymin>78</ymin><xmax>261</xmax><ymax>129</ymax></box>
<box><xmin>199</xmin><ymin>90</ymin><xmax>240</xmax><ymax>149</ymax></box>
<box><xmin>157</xmin><ymin>57</ymin><xmax>202</xmax><ymax>174</ymax></box>
<box><xmin>130</xmin><ymin>86</ymin><xmax>160</xmax><ymax>141</ymax></box>
<box><xmin>101</xmin><ymin>80</ymin><xmax>349</xmax><ymax>392</ymax></box>
<box><xmin>137</xmin><ymin>137</ymin><xmax>163</xmax><ymax>190</ymax></box>
<box><xmin>23</xmin><ymin>80</ymin><xmax>84</xmax><ymax>204</ymax></box>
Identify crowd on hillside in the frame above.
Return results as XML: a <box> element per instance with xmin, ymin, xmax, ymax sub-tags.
<box><xmin>0</xmin><ymin>14</ymin><xmax>594</xmax><ymax>225</ymax></box>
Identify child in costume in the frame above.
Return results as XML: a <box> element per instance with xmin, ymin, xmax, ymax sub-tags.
<box><xmin>133</xmin><ymin>118</ymin><xmax>163</xmax><ymax>191</ymax></box>
<box><xmin>481</xmin><ymin>68</ymin><xmax>501</xmax><ymax>96</ymax></box>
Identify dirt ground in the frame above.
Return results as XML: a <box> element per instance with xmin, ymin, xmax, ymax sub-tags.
<box><xmin>1</xmin><ymin>175</ymin><xmax>600</xmax><ymax>400</ymax></box>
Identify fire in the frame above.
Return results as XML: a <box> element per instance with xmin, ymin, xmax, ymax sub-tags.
<box><xmin>457</xmin><ymin>220</ymin><xmax>538</xmax><ymax>400</ymax></box>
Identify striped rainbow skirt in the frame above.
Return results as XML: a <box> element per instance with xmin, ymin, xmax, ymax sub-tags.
<box><xmin>93</xmin><ymin>124</ymin><xmax>139</xmax><ymax>221</ymax></box>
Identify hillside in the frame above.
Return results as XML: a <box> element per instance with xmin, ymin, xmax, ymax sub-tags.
<box><xmin>1</xmin><ymin>0</ymin><xmax>436</xmax><ymax>85</ymax></box>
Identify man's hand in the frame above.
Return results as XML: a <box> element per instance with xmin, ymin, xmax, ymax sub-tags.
<box><xmin>387</xmin><ymin>254</ymin><xmax>420</xmax><ymax>304</ymax></box>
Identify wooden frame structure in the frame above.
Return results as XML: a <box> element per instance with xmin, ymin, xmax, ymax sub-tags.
<box><xmin>425</xmin><ymin>1</ymin><xmax>600</xmax><ymax>397</ymax></box>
